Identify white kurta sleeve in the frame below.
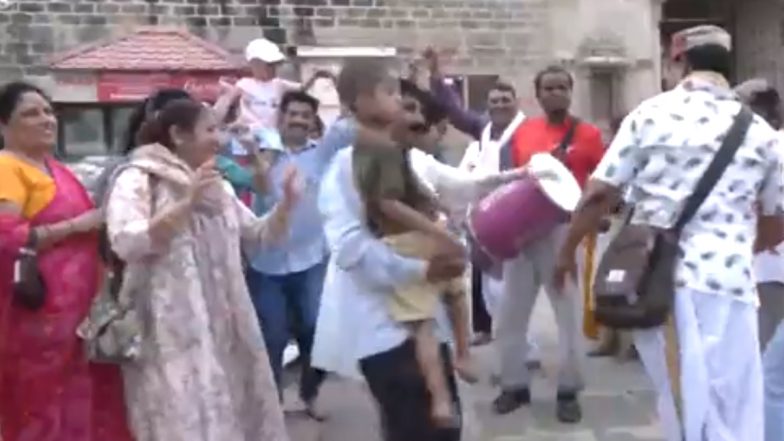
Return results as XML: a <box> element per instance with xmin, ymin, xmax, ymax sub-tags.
<box><xmin>409</xmin><ymin>148</ymin><xmax>494</xmax><ymax>214</ymax></box>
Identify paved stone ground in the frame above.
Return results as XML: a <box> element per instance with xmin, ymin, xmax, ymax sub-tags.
<box><xmin>283</xmin><ymin>296</ymin><xmax>666</xmax><ymax>441</ymax></box>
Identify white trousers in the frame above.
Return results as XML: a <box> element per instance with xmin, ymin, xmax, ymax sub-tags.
<box><xmin>481</xmin><ymin>271</ymin><xmax>542</xmax><ymax>363</ymax></box>
<box><xmin>758</xmin><ymin>282</ymin><xmax>784</xmax><ymax>351</ymax></box>
<box><xmin>764</xmin><ymin>319</ymin><xmax>784</xmax><ymax>441</ymax></box>
<box><xmin>634</xmin><ymin>289</ymin><xmax>763</xmax><ymax>441</ymax></box>
<box><xmin>495</xmin><ymin>226</ymin><xmax>585</xmax><ymax>392</ymax></box>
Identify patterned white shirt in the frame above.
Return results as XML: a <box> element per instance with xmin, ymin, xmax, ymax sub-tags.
<box><xmin>593</xmin><ymin>76</ymin><xmax>784</xmax><ymax>304</ymax></box>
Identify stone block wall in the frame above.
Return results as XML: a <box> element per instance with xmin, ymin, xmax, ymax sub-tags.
<box><xmin>732</xmin><ymin>0</ymin><xmax>782</xmax><ymax>91</ymax></box>
<box><xmin>0</xmin><ymin>0</ymin><xmax>666</xmax><ymax>130</ymax></box>
<box><xmin>0</xmin><ymin>0</ymin><xmax>550</xmax><ymax>87</ymax></box>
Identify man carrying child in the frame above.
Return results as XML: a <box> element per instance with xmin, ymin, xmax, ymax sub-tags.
<box><xmin>318</xmin><ymin>57</ymin><xmax>550</xmax><ymax>440</ymax></box>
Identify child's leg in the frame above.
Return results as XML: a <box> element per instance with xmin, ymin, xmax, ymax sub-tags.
<box><xmin>444</xmin><ymin>288</ymin><xmax>479</xmax><ymax>383</ymax></box>
<box><xmin>410</xmin><ymin>319</ymin><xmax>456</xmax><ymax>426</ymax></box>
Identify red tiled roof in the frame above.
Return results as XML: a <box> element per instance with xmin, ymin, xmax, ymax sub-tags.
<box><xmin>50</xmin><ymin>27</ymin><xmax>240</xmax><ymax>71</ymax></box>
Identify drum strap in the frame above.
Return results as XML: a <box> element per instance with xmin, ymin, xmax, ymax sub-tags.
<box><xmin>552</xmin><ymin>117</ymin><xmax>580</xmax><ymax>161</ymax></box>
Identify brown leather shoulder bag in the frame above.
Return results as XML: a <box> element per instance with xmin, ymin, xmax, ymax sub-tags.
<box><xmin>592</xmin><ymin>107</ymin><xmax>753</xmax><ymax>329</ymax></box>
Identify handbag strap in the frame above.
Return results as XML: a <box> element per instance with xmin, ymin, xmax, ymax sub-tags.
<box><xmin>553</xmin><ymin>117</ymin><xmax>580</xmax><ymax>159</ymax></box>
<box><xmin>103</xmin><ymin>172</ymin><xmax>158</xmax><ymax>275</ymax></box>
<box><xmin>673</xmin><ymin>107</ymin><xmax>754</xmax><ymax>233</ymax></box>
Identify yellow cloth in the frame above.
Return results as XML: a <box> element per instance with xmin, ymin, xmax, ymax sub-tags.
<box><xmin>0</xmin><ymin>153</ymin><xmax>56</xmax><ymax>219</ymax></box>
<box><xmin>383</xmin><ymin>231</ymin><xmax>464</xmax><ymax>322</ymax></box>
<box><xmin>582</xmin><ymin>233</ymin><xmax>600</xmax><ymax>340</ymax></box>
<box><xmin>664</xmin><ymin>315</ymin><xmax>683</xmax><ymax>422</ymax></box>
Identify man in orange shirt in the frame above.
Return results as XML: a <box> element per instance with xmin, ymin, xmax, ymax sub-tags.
<box><xmin>492</xmin><ymin>65</ymin><xmax>605</xmax><ymax>422</ymax></box>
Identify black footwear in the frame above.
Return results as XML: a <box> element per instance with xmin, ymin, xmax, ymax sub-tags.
<box><xmin>303</xmin><ymin>399</ymin><xmax>327</xmax><ymax>422</ymax></box>
<box><xmin>526</xmin><ymin>359</ymin><xmax>542</xmax><ymax>370</ymax></box>
<box><xmin>492</xmin><ymin>389</ymin><xmax>531</xmax><ymax>415</ymax></box>
<box><xmin>556</xmin><ymin>394</ymin><xmax>582</xmax><ymax>423</ymax></box>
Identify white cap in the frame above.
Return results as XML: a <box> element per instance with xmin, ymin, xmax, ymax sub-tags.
<box><xmin>244</xmin><ymin>38</ymin><xmax>285</xmax><ymax>64</ymax></box>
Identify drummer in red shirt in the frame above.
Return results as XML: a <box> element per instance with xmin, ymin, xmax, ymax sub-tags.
<box><xmin>510</xmin><ymin>67</ymin><xmax>605</xmax><ymax>186</ymax></box>
<box><xmin>492</xmin><ymin>65</ymin><xmax>605</xmax><ymax>423</ymax></box>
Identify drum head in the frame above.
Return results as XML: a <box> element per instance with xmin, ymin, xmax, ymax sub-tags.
<box><xmin>528</xmin><ymin>153</ymin><xmax>582</xmax><ymax>212</ymax></box>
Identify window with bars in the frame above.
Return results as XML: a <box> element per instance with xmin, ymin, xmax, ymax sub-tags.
<box><xmin>56</xmin><ymin>104</ymin><xmax>137</xmax><ymax>158</ymax></box>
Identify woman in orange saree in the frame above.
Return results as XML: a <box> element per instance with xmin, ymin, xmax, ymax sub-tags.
<box><xmin>0</xmin><ymin>82</ymin><xmax>132</xmax><ymax>441</ymax></box>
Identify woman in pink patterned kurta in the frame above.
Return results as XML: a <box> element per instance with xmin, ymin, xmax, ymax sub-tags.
<box><xmin>104</xmin><ymin>99</ymin><xmax>296</xmax><ymax>441</ymax></box>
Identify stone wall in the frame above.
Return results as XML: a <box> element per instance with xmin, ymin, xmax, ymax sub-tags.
<box><xmin>0</xmin><ymin>0</ymin><xmax>549</xmax><ymax>81</ymax></box>
<box><xmin>0</xmin><ymin>0</ymin><xmax>664</xmax><ymax>123</ymax></box>
<box><xmin>732</xmin><ymin>0</ymin><xmax>782</xmax><ymax>90</ymax></box>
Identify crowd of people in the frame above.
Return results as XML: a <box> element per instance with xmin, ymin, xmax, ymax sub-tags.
<box><xmin>0</xmin><ymin>23</ymin><xmax>783</xmax><ymax>441</ymax></box>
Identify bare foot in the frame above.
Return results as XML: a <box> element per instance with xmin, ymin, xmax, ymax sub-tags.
<box><xmin>454</xmin><ymin>356</ymin><xmax>479</xmax><ymax>384</ymax></box>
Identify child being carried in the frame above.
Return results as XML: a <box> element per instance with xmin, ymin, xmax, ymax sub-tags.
<box><xmin>353</xmin><ymin>129</ymin><xmax>478</xmax><ymax>427</ymax></box>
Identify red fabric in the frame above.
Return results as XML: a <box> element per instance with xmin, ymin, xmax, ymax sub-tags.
<box><xmin>0</xmin><ymin>159</ymin><xmax>133</xmax><ymax>441</ymax></box>
<box><xmin>511</xmin><ymin>116</ymin><xmax>606</xmax><ymax>187</ymax></box>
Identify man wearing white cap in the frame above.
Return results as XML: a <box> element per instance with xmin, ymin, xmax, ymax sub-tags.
<box><xmin>555</xmin><ymin>25</ymin><xmax>784</xmax><ymax>441</ymax></box>
<box><xmin>235</xmin><ymin>38</ymin><xmax>332</xmax><ymax>131</ymax></box>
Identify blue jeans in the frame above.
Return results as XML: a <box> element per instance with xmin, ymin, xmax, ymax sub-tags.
<box><xmin>764</xmin><ymin>320</ymin><xmax>784</xmax><ymax>441</ymax></box>
<box><xmin>246</xmin><ymin>261</ymin><xmax>327</xmax><ymax>401</ymax></box>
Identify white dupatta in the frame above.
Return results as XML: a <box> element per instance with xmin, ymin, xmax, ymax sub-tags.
<box><xmin>460</xmin><ymin>111</ymin><xmax>526</xmax><ymax>175</ymax></box>
<box><xmin>459</xmin><ymin>111</ymin><xmax>525</xmax><ymax>294</ymax></box>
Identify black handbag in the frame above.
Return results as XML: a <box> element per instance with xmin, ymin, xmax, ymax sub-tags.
<box><xmin>12</xmin><ymin>229</ymin><xmax>46</xmax><ymax>310</ymax></box>
<box><xmin>592</xmin><ymin>107</ymin><xmax>753</xmax><ymax>329</ymax></box>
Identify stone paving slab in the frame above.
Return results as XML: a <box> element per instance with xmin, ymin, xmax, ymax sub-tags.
<box><xmin>283</xmin><ymin>295</ymin><xmax>666</xmax><ymax>441</ymax></box>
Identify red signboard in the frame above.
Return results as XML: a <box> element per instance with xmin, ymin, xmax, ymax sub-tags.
<box><xmin>97</xmin><ymin>72</ymin><xmax>239</xmax><ymax>103</ymax></box>
<box><xmin>97</xmin><ymin>73</ymin><xmax>172</xmax><ymax>102</ymax></box>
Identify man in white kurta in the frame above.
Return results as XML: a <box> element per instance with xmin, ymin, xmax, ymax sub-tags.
<box><xmin>556</xmin><ymin>25</ymin><xmax>784</xmax><ymax>441</ymax></box>
<box><xmin>735</xmin><ymin>78</ymin><xmax>784</xmax><ymax>441</ymax></box>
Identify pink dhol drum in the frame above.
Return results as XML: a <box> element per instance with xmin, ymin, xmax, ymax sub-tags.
<box><xmin>468</xmin><ymin>153</ymin><xmax>582</xmax><ymax>269</ymax></box>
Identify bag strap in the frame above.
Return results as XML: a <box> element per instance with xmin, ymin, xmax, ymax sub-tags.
<box><xmin>673</xmin><ymin>107</ymin><xmax>754</xmax><ymax>233</ymax></box>
<box><xmin>102</xmin><ymin>171</ymin><xmax>158</xmax><ymax>290</ymax></box>
<box><xmin>553</xmin><ymin>117</ymin><xmax>580</xmax><ymax>159</ymax></box>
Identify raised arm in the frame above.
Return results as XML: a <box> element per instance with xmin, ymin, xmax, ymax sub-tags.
<box><xmin>319</xmin><ymin>116</ymin><xmax>357</xmax><ymax>160</ymax></box>
<box><xmin>106</xmin><ymin>167</ymin><xmax>196</xmax><ymax>262</ymax></box>
<box><xmin>234</xmin><ymin>191</ymin><xmax>291</xmax><ymax>251</ymax></box>
<box><xmin>301</xmin><ymin>70</ymin><xmax>336</xmax><ymax>92</ymax></box>
<box><xmin>409</xmin><ymin>149</ymin><xmax>527</xmax><ymax>213</ymax></box>
<box><xmin>212</xmin><ymin>79</ymin><xmax>242</xmax><ymax>125</ymax></box>
<box><xmin>429</xmin><ymin>77</ymin><xmax>486</xmax><ymax>140</ymax></box>
<box><xmin>424</xmin><ymin>49</ymin><xmax>486</xmax><ymax>140</ymax></box>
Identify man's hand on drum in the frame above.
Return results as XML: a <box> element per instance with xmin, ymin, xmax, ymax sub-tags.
<box><xmin>487</xmin><ymin>166</ymin><xmax>559</xmax><ymax>189</ymax></box>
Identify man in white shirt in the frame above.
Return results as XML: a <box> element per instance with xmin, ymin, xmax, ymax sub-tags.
<box><xmin>735</xmin><ymin>78</ymin><xmax>784</xmax><ymax>441</ymax></box>
<box><xmin>315</xmin><ymin>60</ymin><xmax>528</xmax><ymax>441</ymax></box>
<box><xmin>555</xmin><ymin>26</ymin><xmax>784</xmax><ymax>441</ymax></box>
<box><xmin>736</xmin><ymin>78</ymin><xmax>784</xmax><ymax>350</ymax></box>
